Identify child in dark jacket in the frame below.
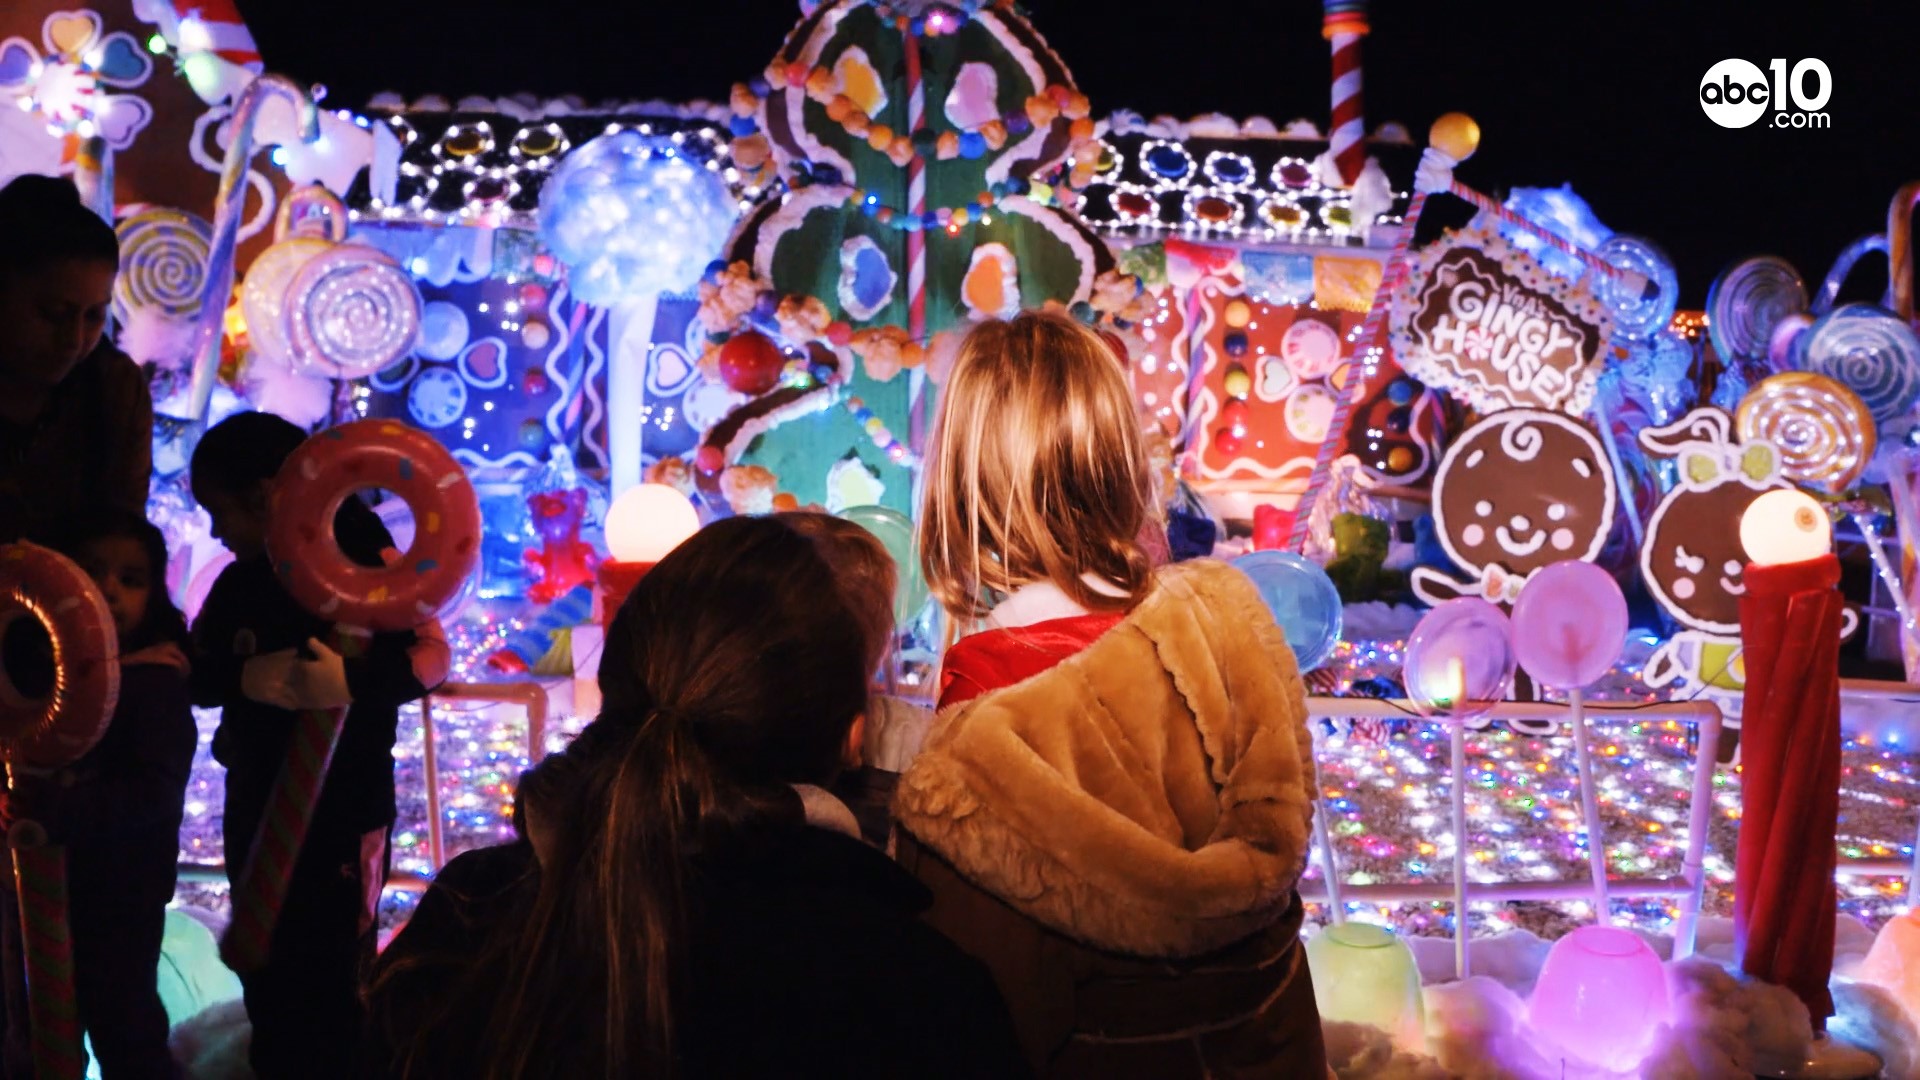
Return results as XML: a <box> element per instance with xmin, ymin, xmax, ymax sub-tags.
<box><xmin>362</xmin><ymin>514</ymin><xmax>1025</xmax><ymax>1080</ymax></box>
<box><xmin>0</xmin><ymin>511</ymin><xmax>198</xmax><ymax>1077</ymax></box>
<box><xmin>188</xmin><ymin>412</ymin><xmax>447</xmax><ymax>1080</ymax></box>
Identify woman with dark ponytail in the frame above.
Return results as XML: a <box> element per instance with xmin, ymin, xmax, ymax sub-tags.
<box><xmin>364</xmin><ymin>513</ymin><xmax>1025</xmax><ymax>1079</ymax></box>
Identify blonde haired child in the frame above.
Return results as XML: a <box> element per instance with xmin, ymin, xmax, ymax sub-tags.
<box><xmin>894</xmin><ymin>310</ymin><xmax>1328</xmax><ymax>1078</ymax></box>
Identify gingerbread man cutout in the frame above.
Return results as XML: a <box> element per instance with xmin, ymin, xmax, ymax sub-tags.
<box><xmin>1412</xmin><ymin>408</ymin><xmax>1618</xmax><ymax>608</ymax></box>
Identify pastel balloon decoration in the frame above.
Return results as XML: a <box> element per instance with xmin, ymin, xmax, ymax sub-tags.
<box><xmin>718</xmin><ymin>330</ymin><xmax>786</xmax><ymax>396</ymax></box>
<box><xmin>1230</xmin><ymin>551</ymin><xmax>1343</xmax><ymax>672</ymax></box>
<box><xmin>1510</xmin><ymin>561</ymin><xmax>1628</xmax><ymax>690</ymax></box>
<box><xmin>536</xmin><ymin>130</ymin><xmax>736</xmax><ymax>306</ymax></box>
<box><xmin>1305</xmin><ymin>923</ymin><xmax>1426</xmax><ymax>1050</ymax></box>
<box><xmin>1734</xmin><ymin>372</ymin><xmax>1874</xmax><ymax>494</ymax></box>
<box><xmin>1799</xmin><ymin>302</ymin><xmax>1920</xmax><ymax>432</ymax></box>
<box><xmin>1402</xmin><ymin>599</ymin><xmax>1516</xmax><ymax>722</ymax></box>
<box><xmin>838</xmin><ymin>504</ymin><xmax>930</xmax><ymax>627</ymax></box>
<box><xmin>1527</xmin><ymin>926</ymin><xmax>1671</xmax><ymax>1071</ymax></box>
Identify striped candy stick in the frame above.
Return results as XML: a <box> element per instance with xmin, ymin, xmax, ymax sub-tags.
<box><xmin>1445</xmin><ymin>179</ymin><xmax>1647</xmax><ymax>293</ymax></box>
<box><xmin>1285</xmin><ymin>190</ymin><xmax>1428</xmax><ymax>552</ymax></box>
<box><xmin>8</xmin><ymin>820</ymin><xmax>81</xmax><ymax>1080</ymax></box>
<box><xmin>902</xmin><ymin>26</ymin><xmax>931</xmax><ymax>452</ymax></box>
<box><xmin>219</xmin><ymin>630</ymin><xmax>365</xmax><ymax>974</ymax></box>
<box><xmin>1323</xmin><ymin>1</ymin><xmax>1370</xmax><ymax>188</ymax></box>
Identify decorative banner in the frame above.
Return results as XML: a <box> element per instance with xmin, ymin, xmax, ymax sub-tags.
<box><xmin>1391</xmin><ymin>225</ymin><xmax>1612</xmax><ymax>415</ymax></box>
<box><xmin>1313</xmin><ymin>254</ymin><xmax>1383</xmax><ymax>313</ymax></box>
<box><xmin>1410</xmin><ymin>409</ymin><xmax>1617</xmax><ymax>607</ymax></box>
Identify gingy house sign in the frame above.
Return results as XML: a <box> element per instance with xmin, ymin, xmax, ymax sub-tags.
<box><xmin>1389</xmin><ymin>225</ymin><xmax>1612</xmax><ymax>416</ymax></box>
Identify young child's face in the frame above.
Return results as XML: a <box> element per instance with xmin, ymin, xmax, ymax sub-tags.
<box><xmin>78</xmin><ymin>536</ymin><xmax>151</xmax><ymax>640</ymax></box>
<box><xmin>199</xmin><ymin>483</ymin><xmax>272</xmax><ymax>561</ymax></box>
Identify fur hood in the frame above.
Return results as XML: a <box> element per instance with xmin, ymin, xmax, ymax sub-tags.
<box><xmin>894</xmin><ymin>559</ymin><xmax>1315</xmax><ymax>959</ymax></box>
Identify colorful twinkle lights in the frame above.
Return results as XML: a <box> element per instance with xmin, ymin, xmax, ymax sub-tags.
<box><xmin>171</xmin><ymin>627</ymin><xmax>1920</xmax><ymax>947</ymax></box>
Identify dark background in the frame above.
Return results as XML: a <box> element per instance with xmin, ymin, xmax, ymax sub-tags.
<box><xmin>236</xmin><ymin>0</ymin><xmax>1920</xmax><ymax>307</ymax></box>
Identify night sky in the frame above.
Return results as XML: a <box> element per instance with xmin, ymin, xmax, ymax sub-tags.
<box><xmin>236</xmin><ymin>0</ymin><xmax>1920</xmax><ymax>308</ymax></box>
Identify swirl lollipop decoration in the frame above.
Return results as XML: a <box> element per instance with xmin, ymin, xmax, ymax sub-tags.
<box><xmin>1736</xmin><ymin>372</ymin><xmax>1874</xmax><ymax>494</ymax></box>
<box><xmin>284</xmin><ymin>245</ymin><xmax>423</xmax><ymax>380</ymax></box>
<box><xmin>1594</xmin><ymin>235</ymin><xmax>1679</xmax><ymax>340</ymax></box>
<box><xmin>1706</xmin><ymin>256</ymin><xmax>1808</xmax><ymax>365</ymax></box>
<box><xmin>1800</xmin><ymin>303</ymin><xmax>1920</xmax><ymax>432</ymax></box>
<box><xmin>113</xmin><ymin>209</ymin><xmax>213</xmax><ymax>325</ymax></box>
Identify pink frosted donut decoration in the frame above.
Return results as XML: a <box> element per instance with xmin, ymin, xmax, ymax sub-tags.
<box><xmin>267</xmin><ymin>420</ymin><xmax>480</xmax><ymax>631</ymax></box>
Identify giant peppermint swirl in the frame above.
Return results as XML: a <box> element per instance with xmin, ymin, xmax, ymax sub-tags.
<box><xmin>1800</xmin><ymin>302</ymin><xmax>1920</xmax><ymax>431</ymax></box>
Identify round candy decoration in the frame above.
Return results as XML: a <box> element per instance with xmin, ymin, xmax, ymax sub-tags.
<box><xmin>1285</xmin><ymin>384</ymin><xmax>1336</xmax><ymax>442</ymax></box>
<box><xmin>242</xmin><ymin>188</ymin><xmax>348</xmax><ymax>370</ymax></box>
<box><xmin>285</xmin><ymin>244</ymin><xmax>425</xmax><ymax>380</ymax></box>
<box><xmin>407</xmin><ymin>367</ymin><xmax>469</xmax><ymax>429</ymax></box>
<box><xmin>1282</xmin><ymin>318</ymin><xmax>1343</xmax><ymax>380</ymax></box>
<box><xmin>416</xmin><ymin>301</ymin><xmax>471</xmax><ymax>362</ymax></box>
<box><xmin>1705</xmin><ymin>256</ymin><xmax>1807</xmax><ymax>365</ymax></box>
<box><xmin>0</xmin><ymin>544</ymin><xmax>118</xmax><ymax>768</ymax></box>
<box><xmin>267</xmin><ymin>421</ymin><xmax>482</xmax><ymax>631</ymax></box>
<box><xmin>1230</xmin><ymin>550</ymin><xmax>1343</xmax><ymax>672</ymax></box>
<box><xmin>1593</xmin><ymin>235</ymin><xmax>1679</xmax><ymax>341</ymax></box>
<box><xmin>113</xmin><ymin>208</ymin><xmax>213</xmax><ymax>324</ymax></box>
<box><xmin>1735</xmin><ymin>371</ymin><xmax>1874</xmax><ymax>494</ymax></box>
<box><xmin>718</xmin><ymin>330</ymin><xmax>786</xmax><ymax>396</ymax></box>
<box><xmin>1800</xmin><ymin>302</ymin><xmax>1920</xmax><ymax>431</ymax></box>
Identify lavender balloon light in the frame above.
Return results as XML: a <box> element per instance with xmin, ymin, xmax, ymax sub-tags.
<box><xmin>1528</xmin><ymin>926</ymin><xmax>1671</xmax><ymax>1071</ymax></box>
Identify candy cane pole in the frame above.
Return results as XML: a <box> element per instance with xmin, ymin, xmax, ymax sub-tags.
<box><xmin>7</xmin><ymin>814</ymin><xmax>81</xmax><ymax>1080</ymax></box>
<box><xmin>185</xmin><ymin>74</ymin><xmax>317</xmax><ymax>424</ymax></box>
<box><xmin>1285</xmin><ymin>190</ymin><xmax>1427</xmax><ymax>551</ymax></box>
<box><xmin>903</xmin><ymin>28</ymin><xmax>930</xmax><ymax>452</ymax></box>
<box><xmin>1323</xmin><ymin>1</ymin><xmax>1369</xmax><ymax>188</ymax></box>
<box><xmin>219</xmin><ymin>630</ymin><xmax>362</xmax><ymax>974</ymax></box>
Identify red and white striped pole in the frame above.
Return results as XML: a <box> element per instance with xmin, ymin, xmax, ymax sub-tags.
<box><xmin>903</xmin><ymin>29</ymin><xmax>930</xmax><ymax>451</ymax></box>
<box><xmin>1323</xmin><ymin>0</ymin><xmax>1370</xmax><ymax>188</ymax></box>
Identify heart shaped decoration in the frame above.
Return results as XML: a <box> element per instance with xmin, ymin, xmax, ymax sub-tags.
<box><xmin>92</xmin><ymin>33</ymin><xmax>150</xmax><ymax>83</ymax></box>
<box><xmin>0</xmin><ymin>41</ymin><xmax>37</xmax><ymax>86</ymax></box>
<box><xmin>91</xmin><ymin>94</ymin><xmax>152</xmax><ymax>150</ymax></box>
<box><xmin>45</xmin><ymin>12</ymin><xmax>101</xmax><ymax>58</ymax></box>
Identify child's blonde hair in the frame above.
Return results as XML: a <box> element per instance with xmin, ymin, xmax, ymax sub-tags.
<box><xmin>918</xmin><ymin>310</ymin><xmax>1156</xmax><ymax>623</ymax></box>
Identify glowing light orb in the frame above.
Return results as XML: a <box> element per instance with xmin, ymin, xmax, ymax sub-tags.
<box><xmin>1528</xmin><ymin>926</ymin><xmax>1671</xmax><ymax>1071</ymax></box>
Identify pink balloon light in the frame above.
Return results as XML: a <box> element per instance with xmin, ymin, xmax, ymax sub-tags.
<box><xmin>1528</xmin><ymin>926</ymin><xmax>1671</xmax><ymax>1071</ymax></box>
<box><xmin>1511</xmin><ymin>561</ymin><xmax>1630</xmax><ymax>689</ymax></box>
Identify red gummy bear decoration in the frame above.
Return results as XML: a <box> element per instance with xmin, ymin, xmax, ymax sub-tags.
<box><xmin>524</xmin><ymin>487</ymin><xmax>600</xmax><ymax>605</ymax></box>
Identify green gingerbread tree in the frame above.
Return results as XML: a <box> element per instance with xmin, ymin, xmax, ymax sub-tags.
<box><xmin>688</xmin><ymin>0</ymin><xmax>1122</xmax><ymax>515</ymax></box>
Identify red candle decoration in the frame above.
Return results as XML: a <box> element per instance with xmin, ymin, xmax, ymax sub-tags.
<box><xmin>597</xmin><ymin>484</ymin><xmax>701</xmax><ymax>631</ymax></box>
<box><xmin>1733</xmin><ymin>490</ymin><xmax>1843</xmax><ymax>1029</ymax></box>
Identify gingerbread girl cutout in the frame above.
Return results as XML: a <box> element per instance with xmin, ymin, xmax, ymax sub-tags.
<box><xmin>1638</xmin><ymin>407</ymin><xmax>1785</xmax><ymax>759</ymax></box>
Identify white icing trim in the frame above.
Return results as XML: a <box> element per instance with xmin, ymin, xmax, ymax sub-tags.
<box><xmin>999</xmin><ymin>196</ymin><xmax>1094</xmax><ymax>301</ymax></box>
<box><xmin>752</xmin><ymin>185</ymin><xmax>852</xmax><ymax>281</ymax></box>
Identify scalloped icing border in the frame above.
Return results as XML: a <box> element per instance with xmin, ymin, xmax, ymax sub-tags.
<box><xmin>1389</xmin><ymin>223</ymin><xmax>1613</xmax><ymax>416</ymax></box>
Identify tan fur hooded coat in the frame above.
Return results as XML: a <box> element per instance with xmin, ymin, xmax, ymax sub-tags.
<box><xmin>894</xmin><ymin>558</ymin><xmax>1317</xmax><ymax>958</ymax></box>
